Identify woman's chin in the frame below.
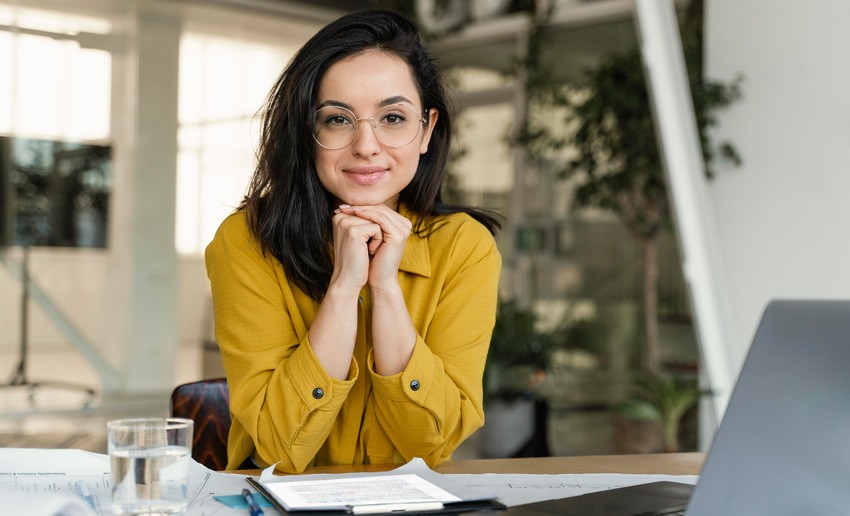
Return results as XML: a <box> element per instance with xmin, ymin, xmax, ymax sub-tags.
<box><xmin>339</xmin><ymin>195</ymin><xmax>398</xmax><ymax>210</ymax></box>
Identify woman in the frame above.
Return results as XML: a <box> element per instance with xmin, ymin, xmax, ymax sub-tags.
<box><xmin>206</xmin><ymin>9</ymin><xmax>501</xmax><ymax>473</ymax></box>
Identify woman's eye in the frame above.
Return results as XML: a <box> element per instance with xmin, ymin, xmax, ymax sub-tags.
<box><xmin>326</xmin><ymin>115</ymin><xmax>351</xmax><ymax>126</ymax></box>
<box><xmin>382</xmin><ymin>113</ymin><xmax>406</xmax><ymax>125</ymax></box>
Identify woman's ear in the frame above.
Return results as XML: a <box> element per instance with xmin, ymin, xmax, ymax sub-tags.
<box><xmin>419</xmin><ymin>108</ymin><xmax>439</xmax><ymax>154</ymax></box>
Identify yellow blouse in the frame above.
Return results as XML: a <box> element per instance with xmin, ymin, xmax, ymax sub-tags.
<box><xmin>205</xmin><ymin>207</ymin><xmax>501</xmax><ymax>472</ymax></box>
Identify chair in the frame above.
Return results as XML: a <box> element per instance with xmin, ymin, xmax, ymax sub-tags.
<box><xmin>170</xmin><ymin>378</ymin><xmax>231</xmax><ymax>471</ymax></box>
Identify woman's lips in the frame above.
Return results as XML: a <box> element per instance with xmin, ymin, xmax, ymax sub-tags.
<box><xmin>344</xmin><ymin>166</ymin><xmax>387</xmax><ymax>185</ymax></box>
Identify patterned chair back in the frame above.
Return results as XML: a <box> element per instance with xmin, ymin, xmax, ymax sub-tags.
<box><xmin>170</xmin><ymin>378</ymin><xmax>230</xmax><ymax>471</ymax></box>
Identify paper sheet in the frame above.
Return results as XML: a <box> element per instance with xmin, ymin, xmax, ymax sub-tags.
<box><xmin>1</xmin><ymin>492</ymin><xmax>96</xmax><ymax>516</ymax></box>
<box><xmin>262</xmin><ymin>473</ymin><xmax>461</xmax><ymax>511</ymax></box>
<box><xmin>0</xmin><ymin>448</ymin><xmax>253</xmax><ymax>515</ymax></box>
<box><xmin>258</xmin><ymin>456</ymin><xmax>498</xmax><ymax>503</ymax></box>
<box><xmin>446</xmin><ymin>472</ymin><xmax>699</xmax><ymax>507</ymax></box>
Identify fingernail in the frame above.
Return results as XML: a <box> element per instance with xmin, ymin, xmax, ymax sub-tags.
<box><xmin>339</xmin><ymin>204</ymin><xmax>351</xmax><ymax>209</ymax></box>
<box><xmin>333</xmin><ymin>209</ymin><xmax>341</xmax><ymax>214</ymax></box>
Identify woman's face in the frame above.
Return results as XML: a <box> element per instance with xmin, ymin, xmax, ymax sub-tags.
<box><xmin>313</xmin><ymin>50</ymin><xmax>437</xmax><ymax>210</ymax></box>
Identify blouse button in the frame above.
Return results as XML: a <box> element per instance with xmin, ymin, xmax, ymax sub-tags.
<box><xmin>409</xmin><ymin>380</ymin><xmax>421</xmax><ymax>391</ymax></box>
<box><xmin>312</xmin><ymin>387</ymin><xmax>324</xmax><ymax>399</ymax></box>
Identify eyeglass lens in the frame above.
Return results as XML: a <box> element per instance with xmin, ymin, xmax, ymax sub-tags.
<box><xmin>314</xmin><ymin>104</ymin><xmax>423</xmax><ymax>150</ymax></box>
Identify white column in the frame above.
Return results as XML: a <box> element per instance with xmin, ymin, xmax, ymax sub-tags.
<box><xmin>633</xmin><ymin>0</ymin><xmax>739</xmax><ymax>428</ymax></box>
<box><xmin>105</xmin><ymin>0</ymin><xmax>180</xmax><ymax>396</ymax></box>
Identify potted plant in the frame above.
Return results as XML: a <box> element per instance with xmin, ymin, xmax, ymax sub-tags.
<box><xmin>614</xmin><ymin>374</ymin><xmax>705</xmax><ymax>453</ymax></box>
<box><xmin>480</xmin><ymin>298</ymin><xmax>559</xmax><ymax>458</ymax></box>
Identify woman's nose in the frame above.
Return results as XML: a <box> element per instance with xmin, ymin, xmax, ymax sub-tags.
<box><xmin>351</xmin><ymin>119</ymin><xmax>381</xmax><ymax>155</ymax></box>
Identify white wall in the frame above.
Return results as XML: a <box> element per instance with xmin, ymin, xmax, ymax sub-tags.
<box><xmin>705</xmin><ymin>1</ymin><xmax>850</xmax><ymax>370</ymax></box>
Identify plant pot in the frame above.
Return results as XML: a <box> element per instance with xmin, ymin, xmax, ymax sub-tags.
<box><xmin>611</xmin><ymin>412</ymin><xmax>664</xmax><ymax>454</ymax></box>
<box><xmin>478</xmin><ymin>397</ymin><xmax>535</xmax><ymax>458</ymax></box>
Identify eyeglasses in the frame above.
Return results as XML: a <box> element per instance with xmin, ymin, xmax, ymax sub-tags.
<box><xmin>313</xmin><ymin>104</ymin><xmax>426</xmax><ymax>150</ymax></box>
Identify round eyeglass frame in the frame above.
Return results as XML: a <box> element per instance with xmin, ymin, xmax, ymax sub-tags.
<box><xmin>312</xmin><ymin>104</ymin><xmax>427</xmax><ymax>150</ymax></box>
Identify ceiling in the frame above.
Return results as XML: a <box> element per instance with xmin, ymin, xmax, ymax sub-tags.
<box><xmin>429</xmin><ymin>0</ymin><xmax>639</xmax><ymax>84</ymax></box>
<box><xmin>194</xmin><ymin>0</ymin><xmax>641</xmax><ymax>84</ymax></box>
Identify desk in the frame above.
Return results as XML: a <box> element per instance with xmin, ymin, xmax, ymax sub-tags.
<box><xmin>0</xmin><ymin>450</ymin><xmax>702</xmax><ymax>515</ymax></box>
<box><xmin>239</xmin><ymin>452</ymin><xmax>704</xmax><ymax>476</ymax></box>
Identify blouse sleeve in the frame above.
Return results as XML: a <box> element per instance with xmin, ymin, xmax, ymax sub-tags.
<box><xmin>205</xmin><ymin>213</ymin><xmax>356</xmax><ymax>472</ymax></box>
<box><xmin>369</xmin><ymin>217</ymin><xmax>501</xmax><ymax>466</ymax></box>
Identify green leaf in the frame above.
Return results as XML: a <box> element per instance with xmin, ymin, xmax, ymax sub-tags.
<box><xmin>617</xmin><ymin>400</ymin><xmax>661</xmax><ymax>421</ymax></box>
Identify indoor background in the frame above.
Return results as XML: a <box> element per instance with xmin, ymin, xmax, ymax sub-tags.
<box><xmin>1</xmin><ymin>0</ymin><xmax>848</xmax><ymax>459</ymax></box>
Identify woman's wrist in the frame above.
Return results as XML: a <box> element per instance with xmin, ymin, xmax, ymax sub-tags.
<box><xmin>324</xmin><ymin>279</ymin><xmax>363</xmax><ymax>305</ymax></box>
<box><xmin>367</xmin><ymin>279</ymin><xmax>403</xmax><ymax>300</ymax></box>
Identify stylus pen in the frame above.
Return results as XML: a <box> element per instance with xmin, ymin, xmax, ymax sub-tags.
<box><xmin>242</xmin><ymin>488</ymin><xmax>264</xmax><ymax>516</ymax></box>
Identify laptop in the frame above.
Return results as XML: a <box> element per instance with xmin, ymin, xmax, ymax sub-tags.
<box><xmin>498</xmin><ymin>300</ymin><xmax>850</xmax><ymax>515</ymax></box>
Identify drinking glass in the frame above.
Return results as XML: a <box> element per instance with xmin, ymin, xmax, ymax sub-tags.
<box><xmin>107</xmin><ymin>417</ymin><xmax>193</xmax><ymax>515</ymax></box>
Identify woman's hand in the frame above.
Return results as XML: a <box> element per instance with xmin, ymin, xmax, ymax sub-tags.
<box><xmin>335</xmin><ymin>204</ymin><xmax>412</xmax><ymax>291</ymax></box>
<box><xmin>328</xmin><ymin>206</ymin><xmax>384</xmax><ymax>292</ymax></box>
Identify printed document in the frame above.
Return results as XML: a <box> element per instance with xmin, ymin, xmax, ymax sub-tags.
<box><xmin>262</xmin><ymin>473</ymin><xmax>461</xmax><ymax>511</ymax></box>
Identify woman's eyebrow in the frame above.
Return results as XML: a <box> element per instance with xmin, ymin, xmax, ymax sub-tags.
<box><xmin>317</xmin><ymin>99</ymin><xmax>354</xmax><ymax>110</ymax></box>
<box><xmin>316</xmin><ymin>96</ymin><xmax>415</xmax><ymax>111</ymax></box>
<box><xmin>379</xmin><ymin>95</ymin><xmax>414</xmax><ymax>107</ymax></box>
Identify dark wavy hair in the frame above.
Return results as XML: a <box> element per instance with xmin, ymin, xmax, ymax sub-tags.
<box><xmin>241</xmin><ymin>9</ymin><xmax>500</xmax><ymax>301</ymax></box>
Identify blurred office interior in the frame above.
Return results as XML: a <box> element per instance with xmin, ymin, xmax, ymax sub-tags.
<box><xmin>1</xmin><ymin>0</ymin><xmax>848</xmax><ymax>458</ymax></box>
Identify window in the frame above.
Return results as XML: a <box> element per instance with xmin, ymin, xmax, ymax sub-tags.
<box><xmin>0</xmin><ymin>4</ymin><xmax>111</xmax><ymax>140</ymax></box>
<box><xmin>176</xmin><ymin>12</ymin><xmax>321</xmax><ymax>255</ymax></box>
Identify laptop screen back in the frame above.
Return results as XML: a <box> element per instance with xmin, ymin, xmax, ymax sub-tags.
<box><xmin>687</xmin><ymin>300</ymin><xmax>850</xmax><ymax>515</ymax></box>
